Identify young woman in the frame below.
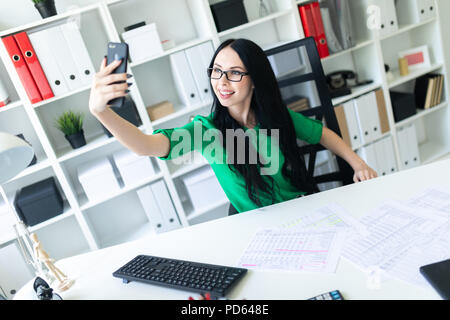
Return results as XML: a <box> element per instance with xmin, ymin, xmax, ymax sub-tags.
<box><xmin>89</xmin><ymin>38</ymin><xmax>377</xmax><ymax>215</ymax></box>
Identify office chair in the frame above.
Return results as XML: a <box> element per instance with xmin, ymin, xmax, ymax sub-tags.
<box><xmin>265</xmin><ymin>37</ymin><xmax>354</xmax><ymax>193</ymax></box>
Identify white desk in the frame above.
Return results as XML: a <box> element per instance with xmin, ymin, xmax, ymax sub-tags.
<box><xmin>15</xmin><ymin>159</ymin><xmax>450</xmax><ymax>300</ymax></box>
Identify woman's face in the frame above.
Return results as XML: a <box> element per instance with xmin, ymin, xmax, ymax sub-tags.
<box><xmin>211</xmin><ymin>46</ymin><xmax>254</xmax><ymax>109</ymax></box>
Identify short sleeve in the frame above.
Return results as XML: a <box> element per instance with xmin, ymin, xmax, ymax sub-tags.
<box><xmin>152</xmin><ymin>114</ymin><xmax>215</xmax><ymax>160</ymax></box>
<box><xmin>152</xmin><ymin>121</ymin><xmax>196</xmax><ymax>161</ymax></box>
<box><xmin>287</xmin><ymin>108</ymin><xmax>323</xmax><ymax>144</ymax></box>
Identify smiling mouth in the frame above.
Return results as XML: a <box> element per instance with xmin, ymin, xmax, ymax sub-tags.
<box><xmin>218</xmin><ymin>90</ymin><xmax>235</xmax><ymax>99</ymax></box>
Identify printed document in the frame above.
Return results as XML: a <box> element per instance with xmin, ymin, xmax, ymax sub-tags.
<box><xmin>237</xmin><ymin>228</ymin><xmax>347</xmax><ymax>273</ymax></box>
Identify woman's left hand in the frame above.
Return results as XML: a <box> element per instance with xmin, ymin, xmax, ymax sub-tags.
<box><xmin>352</xmin><ymin>161</ymin><xmax>378</xmax><ymax>182</ymax></box>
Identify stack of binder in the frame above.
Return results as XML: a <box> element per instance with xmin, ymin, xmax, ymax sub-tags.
<box><xmin>414</xmin><ymin>73</ymin><xmax>444</xmax><ymax>110</ymax></box>
<box><xmin>136</xmin><ymin>181</ymin><xmax>181</xmax><ymax>234</ymax></box>
<box><xmin>2</xmin><ymin>21</ymin><xmax>95</xmax><ymax>104</ymax></box>
<box><xmin>397</xmin><ymin>124</ymin><xmax>421</xmax><ymax>170</ymax></box>
<box><xmin>334</xmin><ymin>89</ymin><xmax>390</xmax><ymax>149</ymax></box>
<box><xmin>357</xmin><ymin>136</ymin><xmax>398</xmax><ymax>177</ymax></box>
<box><xmin>318</xmin><ymin>0</ymin><xmax>355</xmax><ymax>54</ymax></box>
<box><xmin>170</xmin><ymin>41</ymin><xmax>214</xmax><ymax>107</ymax></box>
<box><xmin>298</xmin><ymin>2</ymin><xmax>329</xmax><ymax>58</ymax></box>
<box><xmin>2</xmin><ymin>33</ymin><xmax>52</xmax><ymax>104</ymax></box>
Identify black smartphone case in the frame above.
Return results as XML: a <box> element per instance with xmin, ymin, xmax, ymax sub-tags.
<box><xmin>420</xmin><ymin>259</ymin><xmax>450</xmax><ymax>300</ymax></box>
<box><xmin>107</xmin><ymin>42</ymin><xmax>129</xmax><ymax>107</ymax></box>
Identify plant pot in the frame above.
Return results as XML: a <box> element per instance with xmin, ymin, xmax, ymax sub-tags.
<box><xmin>65</xmin><ymin>130</ymin><xmax>86</xmax><ymax>149</ymax></box>
<box><xmin>34</xmin><ymin>0</ymin><xmax>57</xmax><ymax>19</ymax></box>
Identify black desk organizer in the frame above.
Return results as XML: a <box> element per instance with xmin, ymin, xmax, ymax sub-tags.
<box><xmin>14</xmin><ymin>177</ymin><xmax>64</xmax><ymax>226</ymax></box>
<box><xmin>210</xmin><ymin>0</ymin><xmax>248</xmax><ymax>32</ymax></box>
<box><xmin>265</xmin><ymin>37</ymin><xmax>354</xmax><ymax>192</ymax></box>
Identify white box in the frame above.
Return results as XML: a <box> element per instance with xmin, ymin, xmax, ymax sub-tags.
<box><xmin>122</xmin><ymin>23</ymin><xmax>164</xmax><ymax>63</ymax></box>
<box><xmin>77</xmin><ymin>157</ymin><xmax>120</xmax><ymax>202</ymax></box>
<box><xmin>181</xmin><ymin>166</ymin><xmax>227</xmax><ymax>212</ymax></box>
<box><xmin>112</xmin><ymin>148</ymin><xmax>155</xmax><ymax>186</ymax></box>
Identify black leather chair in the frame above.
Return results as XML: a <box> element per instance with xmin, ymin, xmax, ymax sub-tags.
<box><xmin>265</xmin><ymin>37</ymin><xmax>354</xmax><ymax>192</ymax></box>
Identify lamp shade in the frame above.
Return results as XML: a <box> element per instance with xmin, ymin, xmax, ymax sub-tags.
<box><xmin>0</xmin><ymin>132</ymin><xmax>34</xmax><ymax>183</ymax></box>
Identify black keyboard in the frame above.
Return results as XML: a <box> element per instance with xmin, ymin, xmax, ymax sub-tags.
<box><xmin>113</xmin><ymin>255</ymin><xmax>248</xmax><ymax>298</ymax></box>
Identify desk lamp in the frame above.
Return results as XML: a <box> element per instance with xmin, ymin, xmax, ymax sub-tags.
<box><xmin>0</xmin><ymin>132</ymin><xmax>34</xmax><ymax>183</ymax></box>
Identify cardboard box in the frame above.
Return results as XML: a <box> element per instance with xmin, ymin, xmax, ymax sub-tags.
<box><xmin>112</xmin><ymin>148</ymin><xmax>156</xmax><ymax>186</ymax></box>
<box><xmin>146</xmin><ymin>101</ymin><xmax>174</xmax><ymax>121</ymax></box>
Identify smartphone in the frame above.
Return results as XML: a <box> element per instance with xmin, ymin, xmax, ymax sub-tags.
<box><xmin>106</xmin><ymin>42</ymin><xmax>129</xmax><ymax>107</ymax></box>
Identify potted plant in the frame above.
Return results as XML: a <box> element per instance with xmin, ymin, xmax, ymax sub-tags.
<box><xmin>55</xmin><ymin>111</ymin><xmax>86</xmax><ymax>149</ymax></box>
<box><xmin>32</xmin><ymin>0</ymin><xmax>57</xmax><ymax>19</ymax></box>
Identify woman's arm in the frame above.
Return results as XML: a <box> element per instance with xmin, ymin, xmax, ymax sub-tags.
<box><xmin>319</xmin><ymin>127</ymin><xmax>377</xmax><ymax>182</ymax></box>
<box><xmin>89</xmin><ymin>57</ymin><xmax>170</xmax><ymax>157</ymax></box>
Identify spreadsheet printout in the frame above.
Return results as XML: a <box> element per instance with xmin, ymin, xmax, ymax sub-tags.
<box><xmin>342</xmin><ymin>200</ymin><xmax>446</xmax><ymax>270</ymax></box>
<box><xmin>237</xmin><ymin>228</ymin><xmax>347</xmax><ymax>273</ymax></box>
<box><xmin>276</xmin><ymin>203</ymin><xmax>367</xmax><ymax>235</ymax></box>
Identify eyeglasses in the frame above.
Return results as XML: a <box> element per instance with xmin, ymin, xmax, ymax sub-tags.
<box><xmin>207</xmin><ymin>67</ymin><xmax>249</xmax><ymax>82</ymax></box>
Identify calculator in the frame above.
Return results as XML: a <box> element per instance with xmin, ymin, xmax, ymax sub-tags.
<box><xmin>308</xmin><ymin>290</ymin><xmax>344</xmax><ymax>300</ymax></box>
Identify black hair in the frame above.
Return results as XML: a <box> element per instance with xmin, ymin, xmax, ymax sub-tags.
<box><xmin>208</xmin><ymin>38</ymin><xmax>316</xmax><ymax>207</ymax></box>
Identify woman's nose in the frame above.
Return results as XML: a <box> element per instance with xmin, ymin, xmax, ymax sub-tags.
<box><xmin>219</xmin><ymin>72</ymin><xmax>230</xmax><ymax>84</ymax></box>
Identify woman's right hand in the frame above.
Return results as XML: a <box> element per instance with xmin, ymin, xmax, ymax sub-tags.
<box><xmin>89</xmin><ymin>57</ymin><xmax>129</xmax><ymax>115</ymax></box>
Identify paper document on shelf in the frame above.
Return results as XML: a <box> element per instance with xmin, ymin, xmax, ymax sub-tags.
<box><xmin>277</xmin><ymin>203</ymin><xmax>367</xmax><ymax>235</ymax></box>
<box><xmin>237</xmin><ymin>228</ymin><xmax>347</xmax><ymax>273</ymax></box>
<box><xmin>342</xmin><ymin>200</ymin><xmax>447</xmax><ymax>271</ymax></box>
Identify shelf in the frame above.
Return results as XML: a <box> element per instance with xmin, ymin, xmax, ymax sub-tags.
<box><xmin>0</xmin><ymin>100</ymin><xmax>22</xmax><ymax>114</ymax></box>
<box><xmin>28</xmin><ymin>203</ymin><xmax>74</xmax><ymax>233</ymax></box>
<box><xmin>186</xmin><ymin>198</ymin><xmax>230</xmax><ymax>222</ymax></box>
<box><xmin>56</xmin><ymin>126</ymin><xmax>144</xmax><ymax>162</ymax></box>
<box><xmin>388</xmin><ymin>63</ymin><xmax>444</xmax><ymax>89</ymax></box>
<box><xmin>332</xmin><ymin>83</ymin><xmax>382</xmax><ymax>106</ymax></box>
<box><xmin>352</xmin><ymin>131</ymin><xmax>392</xmax><ymax>152</ymax></box>
<box><xmin>33</xmin><ymin>85</ymin><xmax>92</xmax><ymax>109</ymax></box>
<box><xmin>395</xmin><ymin>102</ymin><xmax>448</xmax><ymax>128</ymax></box>
<box><xmin>8</xmin><ymin>158</ymin><xmax>52</xmax><ymax>183</ymax></box>
<box><xmin>79</xmin><ymin>172</ymin><xmax>164</xmax><ymax>211</ymax></box>
<box><xmin>57</xmin><ymin>133</ymin><xmax>115</xmax><ymax>162</ymax></box>
<box><xmin>0</xmin><ymin>3</ymin><xmax>101</xmax><ymax>37</ymax></box>
<box><xmin>321</xmin><ymin>39</ymin><xmax>374</xmax><ymax>63</ymax></box>
<box><xmin>151</xmin><ymin>99</ymin><xmax>213</xmax><ymax>127</ymax></box>
<box><xmin>129</xmin><ymin>38</ymin><xmax>212</xmax><ymax>68</ymax></box>
<box><xmin>217</xmin><ymin>9</ymin><xmax>293</xmax><ymax>37</ymax></box>
<box><xmin>99</xmin><ymin>222</ymin><xmax>154</xmax><ymax>249</ymax></box>
<box><xmin>380</xmin><ymin>17</ymin><xmax>437</xmax><ymax>41</ymax></box>
<box><xmin>170</xmin><ymin>153</ymin><xmax>209</xmax><ymax>179</ymax></box>
<box><xmin>420</xmin><ymin>141</ymin><xmax>450</xmax><ymax>165</ymax></box>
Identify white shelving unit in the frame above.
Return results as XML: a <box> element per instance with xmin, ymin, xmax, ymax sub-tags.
<box><xmin>0</xmin><ymin>0</ymin><xmax>448</xmax><ymax>278</ymax></box>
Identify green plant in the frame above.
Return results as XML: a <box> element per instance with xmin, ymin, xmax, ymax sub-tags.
<box><xmin>32</xmin><ymin>0</ymin><xmax>48</xmax><ymax>4</ymax></box>
<box><xmin>55</xmin><ymin>111</ymin><xmax>84</xmax><ymax>136</ymax></box>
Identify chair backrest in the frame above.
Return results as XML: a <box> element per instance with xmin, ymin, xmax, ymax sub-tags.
<box><xmin>265</xmin><ymin>37</ymin><xmax>354</xmax><ymax>192</ymax></box>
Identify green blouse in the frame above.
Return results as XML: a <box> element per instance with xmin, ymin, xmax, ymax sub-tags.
<box><xmin>153</xmin><ymin>109</ymin><xmax>323</xmax><ymax>213</ymax></box>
